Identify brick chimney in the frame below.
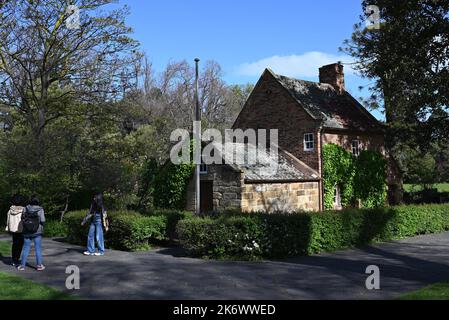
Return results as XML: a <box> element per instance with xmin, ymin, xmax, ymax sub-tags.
<box><xmin>319</xmin><ymin>62</ymin><xmax>345</xmax><ymax>94</ymax></box>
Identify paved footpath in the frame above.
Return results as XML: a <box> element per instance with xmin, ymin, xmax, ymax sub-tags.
<box><xmin>1</xmin><ymin>232</ymin><xmax>449</xmax><ymax>300</ymax></box>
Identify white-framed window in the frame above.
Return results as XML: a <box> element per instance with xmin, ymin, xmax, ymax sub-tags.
<box><xmin>304</xmin><ymin>133</ymin><xmax>314</xmax><ymax>151</ymax></box>
<box><xmin>200</xmin><ymin>163</ymin><xmax>208</xmax><ymax>174</ymax></box>
<box><xmin>333</xmin><ymin>185</ymin><xmax>341</xmax><ymax>208</ymax></box>
<box><xmin>352</xmin><ymin>140</ymin><xmax>360</xmax><ymax>156</ymax></box>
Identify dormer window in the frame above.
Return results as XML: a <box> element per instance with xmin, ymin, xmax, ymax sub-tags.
<box><xmin>304</xmin><ymin>133</ymin><xmax>314</xmax><ymax>151</ymax></box>
<box><xmin>352</xmin><ymin>140</ymin><xmax>360</xmax><ymax>156</ymax></box>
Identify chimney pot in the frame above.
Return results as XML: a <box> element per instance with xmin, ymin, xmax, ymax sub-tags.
<box><xmin>319</xmin><ymin>62</ymin><xmax>345</xmax><ymax>94</ymax></box>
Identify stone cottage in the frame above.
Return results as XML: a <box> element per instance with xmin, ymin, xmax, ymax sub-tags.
<box><xmin>186</xmin><ymin>142</ymin><xmax>321</xmax><ymax>213</ymax></box>
<box><xmin>187</xmin><ymin>63</ymin><xmax>392</xmax><ymax>213</ymax></box>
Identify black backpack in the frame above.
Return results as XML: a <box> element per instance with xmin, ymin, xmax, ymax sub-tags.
<box><xmin>22</xmin><ymin>208</ymin><xmax>40</xmax><ymax>233</ymax></box>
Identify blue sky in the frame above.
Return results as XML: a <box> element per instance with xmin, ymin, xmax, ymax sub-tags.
<box><xmin>116</xmin><ymin>0</ymin><xmax>382</xmax><ymax>119</ymax></box>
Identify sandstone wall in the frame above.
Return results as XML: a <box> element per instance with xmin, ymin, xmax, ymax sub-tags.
<box><xmin>241</xmin><ymin>181</ymin><xmax>320</xmax><ymax>213</ymax></box>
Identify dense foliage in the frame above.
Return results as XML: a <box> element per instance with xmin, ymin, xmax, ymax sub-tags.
<box><xmin>322</xmin><ymin>143</ymin><xmax>356</xmax><ymax>209</ymax></box>
<box><xmin>43</xmin><ymin>220</ymin><xmax>69</xmax><ymax>238</ymax></box>
<box><xmin>323</xmin><ymin>144</ymin><xmax>386</xmax><ymax>210</ymax></box>
<box><xmin>342</xmin><ymin>0</ymin><xmax>449</xmax><ymax>195</ymax></box>
<box><xmin>353</xmin><ymin>150</ymin><xmax>387</xmax><ymax>207</ymax></box>
<box><xmin>177</xmin><ymin>204</ymin><xmax>449</xmax><ymax>260</ymax></box>
<box><xmin>153</xmin><ymin>163</ymin><xmax>195</xmax><ymax>210</ymax></box>
<box><xmin>62</xmin><ymin>209</ymin><xmax>193</xmax><ymax>251</ymax></box>
<box><xmin>0</xmin><ymin>2</ymin><xmax>250</xmax><ymax>218</ymax></box>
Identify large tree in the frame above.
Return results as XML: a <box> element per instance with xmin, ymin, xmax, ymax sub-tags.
<box><xmin>0</xmin><ymin>0</ymin><xmax>140</xmax><ymax>166</ymax></box>
<box><xmin>343</xmin><ymin>0</ymin><xmax>449</xmax><ymax>200</ymax></box>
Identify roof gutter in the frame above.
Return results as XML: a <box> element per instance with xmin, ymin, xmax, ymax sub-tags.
<box><xmin>244</xmin><ymin>178</ymin><xmax>321</xmax><ymax>184</ymax></box>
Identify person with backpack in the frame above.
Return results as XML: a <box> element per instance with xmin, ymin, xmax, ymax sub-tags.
<box><xmin>18</xmin><ymin>195</ymin><xmax>46</xmax><ymax>271</ymax></box>
<box><xmin>82</xmin><ymin>192</ymin><xmax>108</xmax><ymax>256</ymax></box>
<box><xmin>5</xmin><ymin>194</ymin><xmax>26</xmax><ymax>267</ymax></box>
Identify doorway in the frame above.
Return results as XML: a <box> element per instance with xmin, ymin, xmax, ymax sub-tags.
<box><xmin>200</xmin><ymin>180</ymin><xmax>214</xmax><ymax>213</ymax></box>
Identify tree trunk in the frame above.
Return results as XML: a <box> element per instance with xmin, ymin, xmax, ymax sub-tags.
<box><xmin>383</xmin><ymin>80</ymin><xmax>404</xmax><ymax>205</ymax></box>
<box><xmin>60</xmin><ymin>195</ymin><xmax>69</xmax><ymax>222</ymax></box>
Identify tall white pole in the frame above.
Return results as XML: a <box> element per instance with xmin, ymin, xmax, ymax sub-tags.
<box><xmin>194</xmin><ymin>58</ymin><xmax>201</xmax><ymax>215</ymax></box>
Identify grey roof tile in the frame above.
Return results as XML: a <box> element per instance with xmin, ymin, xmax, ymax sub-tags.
<box><xmin>210</xmin><ymin>142</ymin><xmax>320</xmax><ymax>182</ymax></box>
<box><xmin>269</xmin><ymin>70</ymin><xmax>384</xmax><ymax>132</ymax></box>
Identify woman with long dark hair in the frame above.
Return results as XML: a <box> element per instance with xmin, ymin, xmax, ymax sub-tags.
<box><xmin>82</xmin><ymin>193</ymin><xmax>108</xmax><ymax>256</ymax></box>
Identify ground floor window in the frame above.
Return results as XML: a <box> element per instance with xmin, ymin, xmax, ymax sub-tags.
<box><xmin>333</xmin><ymin>185</ymin><xmax>341</xmax><ymax>208</ymax></box>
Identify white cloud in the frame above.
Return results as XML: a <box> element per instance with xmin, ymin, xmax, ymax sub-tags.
<box><xmin>236</xmin><ymin>52</ymin><xmax>354</xmax><ymax>78</ymax></box>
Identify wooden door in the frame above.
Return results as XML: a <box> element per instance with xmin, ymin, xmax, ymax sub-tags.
<box><xmin>200</xmin><ymin>180</ymin><xmax>214</xmax><ymax>213</ymax></box>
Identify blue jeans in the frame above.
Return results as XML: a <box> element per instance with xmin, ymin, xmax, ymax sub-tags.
<box><xmin>21</xmin><ymin>235</ymin><xmax>43</xmax><ymax>267</ymax></box>
<box><xmin>87</xmin><ymin>214</ymin><xmax>105</xmax><ymax>253</ymax></box>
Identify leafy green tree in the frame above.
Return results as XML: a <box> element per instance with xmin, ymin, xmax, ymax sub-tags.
<box><xmin>342</xmin><ymin>0</ymin><xmax>449</xmax><ymax>201</ymax></box>
<box><xmin>0</xmin><ymin>0</ymin><xmax>140</xmax><ymax>165</ymax></box>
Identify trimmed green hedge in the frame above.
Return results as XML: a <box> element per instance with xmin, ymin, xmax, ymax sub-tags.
<box><xmin>177</xmin><ymin>204</ymin><xmax>449</xmax><ymax>260</ymax></box>
<box><xmin>145</xmin><ymin>209</ymin><xmax>194</xmax><ymax>241</ymax></box>
<box><xmin>176</xmin><ymin>214</ymin><xmax>312</xmax><ymax>260</ymax></box>
<box><xmin>64</xmin><ymin>210</ymin><xmax>166</xmax><ymax>251</ymax></box>
<box><xmin>43</xmin><ymin>220</ymin><xmax>69</xmax><ymax>238</ymax></box>
<box><xmin>107</xmin><ymin>214</ymin><xmax>166</xmax><ymax>251</ymax></box>
<box><xmin>63</xmin><ymin>209</ymin><xmax>193</xmax><ymax>251</ymax></box>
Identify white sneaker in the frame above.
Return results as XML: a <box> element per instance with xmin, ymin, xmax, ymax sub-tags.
<box><xmin>36</xmin><ymin>265</ymin><xmax>46</xmax><ymax>271</ymax></box>
<box><xmin>93</xmin><ymin>252</ymin><xmax>104</xmax><ymax>256</ymax></box>
<box><xmin>83</xmin><ymin>251</ymin><xmax>94</xmax><ymax>256</ymax></box>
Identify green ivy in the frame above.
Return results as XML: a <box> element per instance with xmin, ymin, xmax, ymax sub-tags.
<box><xmin>323</xmin><ymin>144</ymin><xmax>387</xmax><ymax>210</ymax></box>
<box><xmin>322</xmin><ymin>144</ymin><xmax>356</xmax><ymax>209</ymax></box>
<box><xmin>153</xmin><ymin>162</ymin><xmax>194</xmax><ymax>210</ymax></box>
<box><xmin>354</xmin><ymin>150</ymin><xmax>387</xmax><ymax>208</ymax></box>
<box><xmin>152</xmin><ymin>139</ymin><xmax>198</xmax><ymax>210</ymax></box>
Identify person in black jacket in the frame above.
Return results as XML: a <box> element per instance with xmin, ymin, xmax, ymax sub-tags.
<box><xmin>82</xmin><ymin>193</ymin><xmax>107</xmax><ymax>256</ymax></box>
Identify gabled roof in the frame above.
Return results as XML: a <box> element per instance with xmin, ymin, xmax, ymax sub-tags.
<box><xmin>210</xmin><ymin>142</ymin><xmax>320</xmax><ymax>182</ymax></box>
<box><xmin>266</xmin><ymin>69</ymin><xmax>384</xmax><ymax>132</ymax></box>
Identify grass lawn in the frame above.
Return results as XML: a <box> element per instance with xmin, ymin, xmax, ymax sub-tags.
<box><xmin>0</xmin><ymin>240</ymin><xmax>76</xmax><ymax>300</ymax></box>
<box><xmin>404</xmin><ymin>183</ymin><xmax>449</xmax><ymax>193</ymax></box>
<box><xmin>399</xmin><ymin>282</ymin><xmax>449</xmax><ymax>300</ymax></box>
<box><xmin>0</xmin><ymin>239</ymin><xmax>10</xmax><ymax>256</ymax></box>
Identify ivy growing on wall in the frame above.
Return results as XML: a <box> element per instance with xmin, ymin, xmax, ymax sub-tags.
<box><xmin>323</xmin><ymin>143</ymin><xmax>387</xmax><ymax>210</ymax></box>
<box><xmin>153</xmin><ymin>161</ymin><xmax>194</xmax><ymax>210</ymax></box>
<box><xmin>323</xmin><ymin>143</ymin><xmax>356</xmax><ymax>209</ymax></box>
<box><xmin>353</xmin><ymin>150</ymin><xmax>387</xmax><ymax>208</ymax></box>
<box><xmin>153</xmin><ymin>140</ymin><xmax>195</xmax><ymax>210</ymax></box>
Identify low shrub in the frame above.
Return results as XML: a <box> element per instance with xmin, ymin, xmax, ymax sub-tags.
<box><xmin>177</xmin><ymin>204</ymin><xmax>449</xmax><ymax>260</ymax></box>
<box><xmin>107</xmin><ymin>214</ymin><xmax>166</xmax><ymax>251</ymax></box>
<box><xmin>64</xmin><ymin>210</ymin><xmax>89</xmax><ymax>245</ymax></box>
<box><xmin>43</xmin><ymin>220</ymin><xmax>69</xmax><ymax>238</ymax></box>
<box><xmin>63</xmin><ymin>210</ymin><xmax>166</xmax><ymax>251</ymax></box>
<box><xmin>177</xmin><ymin>213</ymin><xmax>312</xmax><ymax>260</ymax></box>
<box><xmin>147</xmin><ymin>209</ymin><xmax>194</xmax><ymax>241</ymax></box>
